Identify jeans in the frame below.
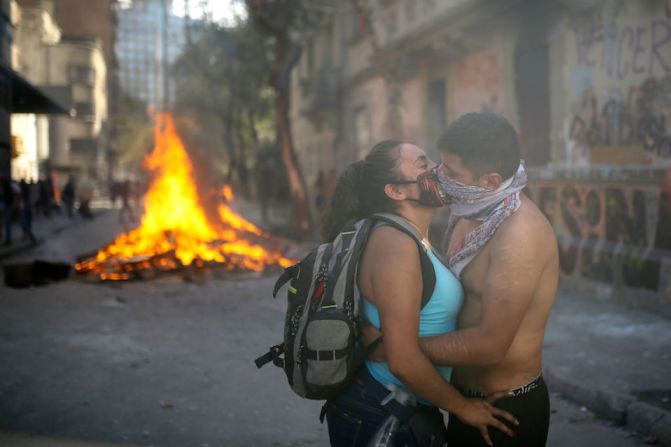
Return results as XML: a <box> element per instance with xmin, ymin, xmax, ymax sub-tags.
<box><xmin>326</xmin><ymin>366</ymin><xmax>447</xmax><ymax>447</ymax></box>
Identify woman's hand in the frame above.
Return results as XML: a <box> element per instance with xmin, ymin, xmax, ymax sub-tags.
<box><xmin>453</xmin><ymin>395</ymin><xmax>518</xmax><ymax>446</ymax></box>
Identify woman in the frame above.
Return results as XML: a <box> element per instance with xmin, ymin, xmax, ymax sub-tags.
<box><xmin>323</xmin><ymin>140</ymin><xmax>516</xmax><ymax>446</ymax></box>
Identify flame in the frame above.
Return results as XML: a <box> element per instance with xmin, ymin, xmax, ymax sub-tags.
<box><xmin>221</xmin><ymin>185</ymin><xmax>234</xmax><ymax>202</ymax></box>
<box><xmin>75</xmin><ymin>113</ymin><xmax>293</xmax><ymax>280</ymax></box>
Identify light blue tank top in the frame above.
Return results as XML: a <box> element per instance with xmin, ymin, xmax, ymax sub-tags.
<box><xmin>362</xmin><ymin>246</ymin><xmax>463</xmax><ymax>404</ymax></box>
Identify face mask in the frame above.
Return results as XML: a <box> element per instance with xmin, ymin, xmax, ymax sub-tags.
<box><xmin>436</xmin><ymin>162</ymin><xmax>528</xmax><ymax>218</ymax></box>
<box><xmin>391</xmin><ymin>169</ymin><xmax>451</xmax><ymax>207</ymax></box>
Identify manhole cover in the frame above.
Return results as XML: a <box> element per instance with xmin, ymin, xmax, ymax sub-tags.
<box><xmin>633</xmin><ymin>389</ymin><xmax>671</xmax><ymax>412</ymax></box>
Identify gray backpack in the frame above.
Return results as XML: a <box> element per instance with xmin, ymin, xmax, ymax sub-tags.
<box><xmin>255</xmin><ymin>213</ymin><xmax>437</xmax><ymax>400</ymax></box>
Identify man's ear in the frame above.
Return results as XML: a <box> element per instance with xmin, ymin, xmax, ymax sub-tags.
<box><xmin>479</xmin><ymin>172</ymin><xmax>504</xmax><ymax>191</ymax></box>
<box><xmin>384</xmin><ymin>183</ymin><xmax>405</xmax><ymax>201</ymax></box>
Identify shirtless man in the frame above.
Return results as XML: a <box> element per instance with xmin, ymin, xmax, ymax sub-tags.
<box><xmin>367</xmin><ymin>112</ymin><xmax>558</xmax><ymax>446</ymax></box>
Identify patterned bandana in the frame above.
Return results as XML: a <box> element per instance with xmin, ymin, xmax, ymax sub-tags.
<box><xmin>438</xmin><ymin>163</ymin><xmax>527</xmax><ymax>278</ymax></box>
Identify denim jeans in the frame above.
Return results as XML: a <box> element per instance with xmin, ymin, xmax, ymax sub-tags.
<box><xmin>326</xmin><ymin>367</ymin><xmax>447</xmax><ymax>447</ymax></box>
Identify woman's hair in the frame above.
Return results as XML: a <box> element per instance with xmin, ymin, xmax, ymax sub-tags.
<box><xmin>323</xmin><ymin>140</ymin><xmax>404</xmax><ymax>241</ymax></box>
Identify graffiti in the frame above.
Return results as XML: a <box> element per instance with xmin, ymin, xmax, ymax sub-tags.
<box><xmin>528</xmin><ymin>178</ymin><xmax>671</xmax><ymax>292</ymax></box>
<box><xmin>568</xmin><ymin>76</ymin><xmax>671</xmax><ymax>159</ymax></box>
<box><xmin>574</xmin><ymin>18</ymin><xmax>671</xmax><ymax>80</ymax></box>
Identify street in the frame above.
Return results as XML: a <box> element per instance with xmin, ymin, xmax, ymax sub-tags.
<box><xmin>0</xmin><ymin>207</ymin><xmax>654</xmax><ymax>446</ymax></box>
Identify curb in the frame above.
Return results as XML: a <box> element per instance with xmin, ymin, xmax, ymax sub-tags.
<box><xmin>544</xmin><ymin>367</ymin><xmax>671</xmax><ymax>446</ymax></box>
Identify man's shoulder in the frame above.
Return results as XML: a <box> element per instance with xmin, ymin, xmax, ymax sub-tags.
<box><xmin>492</xmin><ymin>197</ymin><xmax>557</xmax><ymax>251</ymax></box>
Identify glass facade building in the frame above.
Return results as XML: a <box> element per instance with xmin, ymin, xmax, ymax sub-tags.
<box><xmin>116</xmin><ymin>0</ymin><xmax>186</xmax><ymax>110</ymax></box>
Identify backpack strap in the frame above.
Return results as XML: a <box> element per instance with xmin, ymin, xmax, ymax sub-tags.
<box><xmin>272</xmin><ymin>264</ymin><xmax>298</xmax><ymax>298</ymax></box>
<box><xmin>371</xmin><ymin>213</ymin><xmax>437</xmax><ymax>308</ymax></box>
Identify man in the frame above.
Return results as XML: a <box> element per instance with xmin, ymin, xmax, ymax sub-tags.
<box><xmin>367</xmin><ymin>112</ymin><xmax>558</xmax><ymax>446</ymax></box>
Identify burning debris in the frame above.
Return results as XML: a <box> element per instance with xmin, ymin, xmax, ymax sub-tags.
<box><xmin>75</xmin><ymin>113</ymin><xmax>294</xmax><ymax>281</ymax></box>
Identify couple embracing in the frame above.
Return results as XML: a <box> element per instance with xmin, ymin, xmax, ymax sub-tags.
<box><xmin>323</xmin><ymin>112</ymin><xmax>559</xmax><ymax>447</ymax></box>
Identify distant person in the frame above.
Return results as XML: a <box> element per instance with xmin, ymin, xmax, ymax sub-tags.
<box><xmin>119</xmin><ymin>180</ymin><xmax>136</xmax><ymax>224</ymax></box>
<box><xmin>0</xmin><ymin>174</ymin><xmax>12</xmax><ymax>243</ymax></box>
<box><xmin>62</xmin><ymin>176</ymin><xmax>76</xmax><ymax>218</ymax></box>
<box><xmin>110</xmin><ymin>181</ymin><xmax>121</xmax><ymax>209</ymax></box>
<box><xmin>18</xmin><ymin>179</ymin><xmax>37</xmax><ymax>245</ymax></box>
<box><xmin>37</xmin><ymin>177</ymin><xmax>53</xmax><ymax>218</ymax></box>
<box><xmin>77</xmin><ymin>178</ymin><xmax>94</xmax><ymax>220</ymax></box>
<box><xmin>3</xmin><ymin>180</ymin><xmax>25</xmax><ymax>245</ymax></box>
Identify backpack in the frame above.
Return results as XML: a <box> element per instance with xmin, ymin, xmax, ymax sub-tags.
<box><xmin>254</xmin><ymin>213</ymin><xmax>439</xmax><ymax>400</ymax></box>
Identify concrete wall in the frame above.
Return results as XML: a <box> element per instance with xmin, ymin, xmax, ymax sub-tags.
<box><xmin>553</xmin><ymin>1</ymin><xmax>671</xmax><ymax>166</ymax></box>
<box><xmin>289</xmin><ymin>0</ymin><xmax>671</xmax><ymax>311</ymax></box>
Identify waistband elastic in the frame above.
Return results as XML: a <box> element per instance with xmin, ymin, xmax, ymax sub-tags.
<box><xmin>457</xmin><ymin>374</ymin><xmax>545</xmax><ymax>399</ymax></box>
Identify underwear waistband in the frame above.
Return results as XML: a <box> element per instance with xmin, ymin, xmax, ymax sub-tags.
<box><xmin>458</xmin><ymin>373</ymin><xmax>545</xmax><ymax>399</ymax></box>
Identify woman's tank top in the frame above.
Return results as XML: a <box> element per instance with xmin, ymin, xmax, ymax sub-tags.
<box><xmin>361</xmin><ymin>241</ymin><xmax>464</xmax><ymax>403</ymax></box>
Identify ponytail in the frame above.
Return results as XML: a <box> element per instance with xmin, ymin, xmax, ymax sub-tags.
<box><xmin>323</xmin><ymin>140</ymin><xmax>404</xmax><ymax>241</ymax></box>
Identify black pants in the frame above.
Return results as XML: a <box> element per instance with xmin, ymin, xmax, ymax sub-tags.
<box><xmin>447</xmin><ymin>376</ymin><xmax>550</xmax><ymax>447</ymax></box>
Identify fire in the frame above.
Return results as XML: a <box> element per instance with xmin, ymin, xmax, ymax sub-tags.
<box><xmin>75</xmin><ymin>113</ymin><xmax>293</xmax><ymax>281</ymax></box>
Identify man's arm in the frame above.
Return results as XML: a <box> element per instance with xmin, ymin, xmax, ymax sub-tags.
<box><xmin>420</xmin><ymin>219</ymin><xmax>547</xmax><ymax>366</ymax></box>
<box><xmin>365</xmin><ymin>226</ymin><xmax>518</xmax><ymax>443</ymax></box>
<box><xmin>365</xmin><ymin>227</ymin><xmax>469</xmax><ymax>410</ymax></box>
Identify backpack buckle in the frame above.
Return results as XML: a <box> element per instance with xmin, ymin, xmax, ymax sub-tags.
<box><xmin>255</xmin><ymin>343</ymin><xmax>285</xmax><ymax>369</ymax></box>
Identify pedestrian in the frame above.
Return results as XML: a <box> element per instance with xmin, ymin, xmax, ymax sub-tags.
<box><xmin>366</xmin><ymin>112</ymin><xmax>559</xmax><ymax>446</ymax></box>
<box><xmin>0</xmin><ymin>174</ymin><xmax>10</xmax><ymax>243</ymax></box>
<box><xmin>36</xmin><ymin>177</ymin><xmax>51</xmax><ymax>218</ymax></box>
<box><xmin>77</xmin><ymin>177</ymin><xmax>94</xmax><ymax>220</ymax></box>
<box><xmin>323</xmin><ymin>140</ymin><xmax>516</xmax><ymax>446</ymax></box>
<box><xmin>18</xmin><ymin>179</ymin><xmax>37</xmax><ymax>245</ymax></box>
<box><xmin>62</xmin><ymin>176</ymin><xmax>76</xmax><ymax>218</ymax></box>
<box><xmin>118</xmin><ymin>180</ymin><xmax>135</xmax><ymax>224</ymax></box>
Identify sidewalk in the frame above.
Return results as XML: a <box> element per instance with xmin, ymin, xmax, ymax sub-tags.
<box><xmin>543</xmin><ymin>286</ymin><xmax>671</xmax><ymax>445</ymax></box>
<box><xmin>0</xmin><ymin>204</ymin><xmax>111</xmax><ymax>260</ymax></box>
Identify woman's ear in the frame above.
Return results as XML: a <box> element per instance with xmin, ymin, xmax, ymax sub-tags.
<box><xmin>384</xmin><ymin>183</ymin><xmax>405</xmax><ymax>201</ymax></box>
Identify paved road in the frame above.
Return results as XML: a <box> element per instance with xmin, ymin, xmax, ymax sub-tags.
<box><xmin>0</xmin><ymin>208</ymin><xmax>651</xmax><ymax>446</ymax></box>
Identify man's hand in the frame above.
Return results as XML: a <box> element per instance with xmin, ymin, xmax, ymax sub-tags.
<box><xmin>361</xmin><ymin>321</ymin><xmax>386</xmax><ymax>361</ymax></box>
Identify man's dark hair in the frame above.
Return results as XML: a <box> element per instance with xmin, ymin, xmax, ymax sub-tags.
<box><xmin>437</xmin><ymin>112</ymin><xmax>520</xmax><ymax>179</ymax></box>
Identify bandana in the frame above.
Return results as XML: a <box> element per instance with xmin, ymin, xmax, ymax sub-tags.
<box><xmin>439</xmin><ymin>163</ymin><xmax>527</xmax><ymax>278</ymax></box>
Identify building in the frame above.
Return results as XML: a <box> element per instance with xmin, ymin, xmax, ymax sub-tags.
<box><xmin>13</xmin><ymin>1</ymin><xmax>109</xmax><ymax>185</ymax></box>
<box><xmin>116</xmin><ymin>0</ymin><xmax>187</xmax><ymax>110</ymax></box>
<box><xmin>0</xmin><ymin>0</ymin><xmax>67</xmax><ymax>180</ymax></box>
<box><xmin>51</xmin><ymin>0</ymin><xmax>119</xmax><ymax>183</ymax></box>
<box><xmin>291</xmin><ymin>0</ymin><xmax>671</xmax><ymax>312</ymax></box>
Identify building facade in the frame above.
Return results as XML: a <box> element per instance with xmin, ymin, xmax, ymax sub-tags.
<box><xmin>13</xmin><ymin>1</ymin><xmax>109</xmax><ymax>184</ymax></box>
<box><xmin>116</xmin><ymin>0</ymin><xmax>187</xmax><ymax>110</ymax></box>
<box><xmin>0</xmin><ymin>0</ymin><xmax>66</xmax><ymax>180</ymax></box>
<box><xmin>291</xmin><ymin>0</ymin><xmax>671</xmax><ymax>311</ymax></box>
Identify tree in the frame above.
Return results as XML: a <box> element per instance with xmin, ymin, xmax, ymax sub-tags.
<box><xmin>116</xmin><ymin>91</ymin><xmax>153</xmax><ymax>167</ymax></box>
<box><xmin>245</xmin><ymin>0</ymin><xmax>333</xmax><ymax>235</ymax></box>
<box><xmin>172</xmin><ymin>20</ymin><xmax>275</xmax><ymax>198</ymax></box>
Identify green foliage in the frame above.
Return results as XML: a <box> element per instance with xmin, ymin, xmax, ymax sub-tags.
<box><xmin>172</xmin><ymin>19</ymin><xmax>275</xmax><ymax>181</ymax></box>
<box><xmin>117</xmin><ymin>92</ymin><xmax>153</xmax><ymax>165</ymax></box>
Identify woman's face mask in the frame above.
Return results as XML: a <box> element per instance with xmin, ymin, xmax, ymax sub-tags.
<box><xmin>391</xmin><ymin>168</ymin><xmax>451</xmax><ymax>207</ymax></box>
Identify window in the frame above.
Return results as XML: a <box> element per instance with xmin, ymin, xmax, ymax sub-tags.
<box><xmin>68</xmin><ymin>65</ymin><xmax>96</xmax><ymax>86</ymax></box>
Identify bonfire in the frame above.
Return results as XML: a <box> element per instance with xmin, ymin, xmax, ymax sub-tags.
<box><xmin>75</xmin><ymin>113</ymin><xmax>294</xmax><ymax>281</ymax></box>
